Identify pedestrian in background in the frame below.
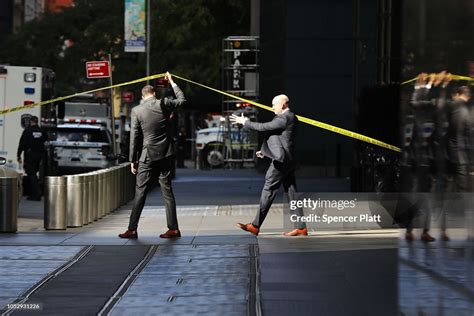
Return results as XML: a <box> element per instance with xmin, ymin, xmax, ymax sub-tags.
<box><xmin>17</xmin><ymin>116</ymin><xmax>47</xmax><ymax>201</ymax></box>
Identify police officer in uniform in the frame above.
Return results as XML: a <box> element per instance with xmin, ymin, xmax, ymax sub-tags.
<box><xmin>17</xmin><ymin>116</ymin><xmax>47</xmax><ymax>201</ymax></box>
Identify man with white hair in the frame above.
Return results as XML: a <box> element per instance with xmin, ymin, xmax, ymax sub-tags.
<box><xmin>230</xmin><ymin>94</ymin><xmax>307</xmax><ymax>236</ymax></box>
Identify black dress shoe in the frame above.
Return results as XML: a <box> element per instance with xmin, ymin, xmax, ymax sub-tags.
<box><xmin>118</xmin><ymin>230</ymin><xmax>138</xmax><ymax>239</ymax></box>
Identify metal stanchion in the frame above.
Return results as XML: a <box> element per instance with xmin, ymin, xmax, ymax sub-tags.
<box><xmin>44</xmin><ymin>176</ymin><xmax>67</xmax><ymax>230</ymax></box>
<box><xmin>123</xmin><ymin>164</ymin><xmax>129</xmax><ymax>203</ymax></box>
<box><xmin>86</xmin><ymin>173</ymin><xmax>93</xmax><ymax>223</ymax></box>
<box><xmin>116</xmin><ymin>166</ymin><xmax>121</xmax><ymax>209</ymax></box>
<box><xmin>112</xmin><ymin>167</ymin><xmax>118</xmax><ymax>211</ymax></box>
<box><xmin>81</xmin><ymin>174</ymin><xmax>90</xmax><ymax>225</ymax></box>
<box><xmin>129</xmin><ymin>163</ymin><xmax>136</xmax><ymax>202</ymax></box>
<box><xmin>94</xmin><ymin>172</ymin><xmax>99</xmax><ymax>220</ymax></box>
<box><xmin>101</xmin><ymin>170</ymin><xmax>107</xmax><ymax>217</ymax></box>
<box><xmin>66</xmin><ymin>175</ymin><xmax>83</xmax><ymax>227</ymax></box>
<box><xmin>89</xmin><ymin>172</ymin><xmax>98</xmax><ymax>221</ymax></box>
<box><xmin>106</xmin><ymin>168</ymin><xmax>112</xmax><ymax>214</ymax></box>
<box><xmin>0</xmin><ymin>175</ymin><xmax>18</xmax><ymax>233</ymax></box>
<box><xmin>100</xmin><ymin>170</ymin><xmax>106</xmax><ymax>218</ymax></box>
<box><xmin>122</xmin><ymin>164</ymin><xmax>128</xmax><ymax>205</ymax></box>
<box><xmin>39</xmin><ymin>163</ymin><xmax>141</xmax><ymax>232</ymax></box>
<box><xmin>118</xmin><ymin>165</ymin><xmax>123</xmax><ymax>206</ymax></box>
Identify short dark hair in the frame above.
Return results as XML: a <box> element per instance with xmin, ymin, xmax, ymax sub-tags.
<box><xmin>453</xmin><ymin>86</ymin><xmax>471</xmax><ymax>98</ymax></box>
<box><xmin>142</xmin><ymin>85</ymin><xmax>155</xmax><ymax>96</ymax></box>
<box><xmin>30</xmin><ymin>116</ymin><xmax>38</xmax><ymax>124</ymax></box>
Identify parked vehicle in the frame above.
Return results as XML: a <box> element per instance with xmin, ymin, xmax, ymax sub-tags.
<box><xmin>195</xmin><ymin>118</ymin><xmax>256</xmax><ymax>167</ymax></box>
<box><xmin>49</xmin><ymin>123</ymin><xmax>114</xmax><ymax>174</ymax></box>
<box><xmin>0</xmin><ymin>65</ymin><xmax>55</xmax><ymax>172</ymax></box>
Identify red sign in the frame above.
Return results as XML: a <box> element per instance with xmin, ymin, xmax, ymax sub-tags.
<box><xmin>122</xmin><ymin>92</ymin><xmax>134</xmax><ymax>103</ymax></box>
<box><xmin>86</xmin><ymin>61</ymin><xmax>110</xmax><ymax>79</ymax></box>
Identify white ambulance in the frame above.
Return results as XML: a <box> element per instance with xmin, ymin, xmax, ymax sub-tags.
<box><xmin>0</xmin><ymin>65</ymin><xmax>55</xmax><ymax>172</ymax></box>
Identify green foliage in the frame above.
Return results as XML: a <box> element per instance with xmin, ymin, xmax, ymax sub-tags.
<box><xmin>0</xmin><ymin>0</ymin><xmax>249</xmax><ymax>108</ymax></box>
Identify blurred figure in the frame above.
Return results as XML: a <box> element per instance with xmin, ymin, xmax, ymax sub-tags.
<box><xmin>402</xmin><ymin>73</ymin><xmax>440</xmax><ymax>242</ymax></box>
<box><xmin>446</xmin><ymin>86</ymin><xmax>472</xmax><ymax>192</ymax></box>
<box><xmin>17</xmin><ymin>116</ymin><xmax>47</xmax><ymax>201</ymax></box>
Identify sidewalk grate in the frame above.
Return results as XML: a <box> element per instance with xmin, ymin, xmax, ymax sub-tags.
<box><xmin>109</xmin><ymin>244</ymin><xmax>261</xmax><ymax>315</ymax></box>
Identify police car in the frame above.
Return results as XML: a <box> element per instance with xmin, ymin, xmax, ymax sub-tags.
<box><xmin>49</xmin><ymin>123</ymin><xmax>114</xmax><ymax>174</ymax></box>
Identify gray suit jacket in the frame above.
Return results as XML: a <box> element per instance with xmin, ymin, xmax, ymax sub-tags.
<box><xmin>244</xmin><ymin>109</ymin><xmax>297</xmax><ymax>163</ymax></box>
<box><xmin>446</xmin><ymin>99</ymin><xmax>472</xmax><ymax>165</ymax></box>
<box><xmin>130</xmin><ymin>85</ymin><xmax>186</xmax><ymax>162</ymax></box>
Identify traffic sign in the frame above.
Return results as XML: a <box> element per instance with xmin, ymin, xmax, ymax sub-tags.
<box><xmin>86</xmin><ymin>61</ymin><xmax>110</xmax><ymax>79</ymax></box>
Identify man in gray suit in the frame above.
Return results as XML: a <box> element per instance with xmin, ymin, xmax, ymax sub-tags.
<box><xmin>119</xmin><ymin>72</ymin><xmax>185</xmax><ymax>239</ymax></box>
<box><xmin>230</xmin><ymin>94</ymin><xmax>307</xmax><ymax>236</ymax></box>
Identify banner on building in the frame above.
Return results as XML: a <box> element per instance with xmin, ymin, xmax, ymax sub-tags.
<box><xmin>124</xmin><ymin>0</ymin><xmax>146</xmax><ymax>52</ymax></box>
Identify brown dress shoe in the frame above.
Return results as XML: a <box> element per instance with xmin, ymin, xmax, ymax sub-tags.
<box><xmin>160</xmin><ymin>229</ymin><xmax>181</xmax><ymax>238</ymax></box>
<box><xmin>118</xmin><ymin>229</ymin><xmax>138</xmax><ymax>239</ymax></box>
<box><xmin>421</xmin><ymin>232</ymin><xmax>435</xmax><ymax>242</ymax></box>
<box><xmin>283</xmin><ymin>228</ymin><xmax>308</xmax><ymax>236</ymax></box>
<box><xmin>237</xmin><ymin>223</ymin><xmax>259</xmax><ymax>236</ymax></box>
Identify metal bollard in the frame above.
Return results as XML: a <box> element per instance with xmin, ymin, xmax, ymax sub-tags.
<box><xmin>85</xmin><ymin>172</ymin><xmax>95</xmax><ymax>222</ymax></box>
<box><xmin>81</xmin><ymin>175</ymin><xmax>90</xmax><ymax>225</ymax></box>
<box><xmin>87</xmin><ymin>173</ymin><xmax>94</xmax><ymax>223</ymax></box>
<box><xmin>118</xmin><ymin>165</ymin><xmax>123</xmax><ymax>206</ymax></box>
<box><xmin>99</xmin><ymin>170</ymin><xmax>104</xmax><ymax>216</ymax></box>
<box><xmin>44</xmin><ymin>176</ymin><xmax>67</xmax><ymax>230</ymax></box>
<box><xmin>106</xmin><ymin>168</ymin><xmax>112</xmax><ymax>214</ymax></box>
<box><xmin>91</xmin><ymin>173</ymin><xmax>98</xmax><ymax>221</ymax></box>
<box><xmin>129</xmin><ymin>163</ymin><xmax>136</xmax><ymax>202</ymax></box>
<box><xmin>101</xmin><ymin>169</ymin><xmax>107</xmax><ymax>215</ymax></box>
<box><xmin>122</xmin><ymin>164</ymin><xmax>128</xmax><ymax>204</ymax></box>
<box><xmin>0</xmin><ymin>175</ymin><xmax>18</xmax><ymax>233</ymax></box>
<box><xmin>111</xmin><ymin>167</ymin><xmax>117</xmax><ymax>211</ymax></box>
<box><xmin>66</xmin><ymin>175</ymin><xmax>83</xmax><ymax>227</ymax></box>
<box><xmin>116</xmin><ymin>166</ymin><xmax>120</xmax><ymax>209</ymax></box>
<box><xmin>123</xmin><ymin>165</ymin><xmax>128</xmax><ymax>203</ymax></box>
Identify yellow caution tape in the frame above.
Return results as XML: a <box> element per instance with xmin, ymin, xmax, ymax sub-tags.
<box><xmin>4</xmin><ymin>70</ymin><xmax>472</xmax><ymax>152</ymax></box>
<box><xmin>402</xmin><ymin>74</ymin><xmax>474</xmax><ymax>85</ymax></box>
<box><xmin>0</xmin><ymin>73</ymin><xmax>166</xmax><ymax>116</ymax></box>
<box><xmin>401</xmin><ymin>78</ymin><xmax>418</xmax><ymax>85</ymax></box>
<box><xmin>171</xmin><ymin>74</ymin><xmax>401</xmax><ymax>152</ymax></box>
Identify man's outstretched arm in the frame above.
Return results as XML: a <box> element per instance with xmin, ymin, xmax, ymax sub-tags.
<box><xmin>230</xmin><ymin>113</ymin><xmax>286</xmax><ymax>132</ymax></box>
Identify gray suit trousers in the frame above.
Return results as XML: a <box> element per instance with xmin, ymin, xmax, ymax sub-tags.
<box><xmin>128</xmin><ymin>157</ymin><xmax>178</xmax><ymax>231</ymax></box>
<box><xmin>252</xmin><ymin>161</ymin><xmax>306</xmax><ymax>229</ymax></box>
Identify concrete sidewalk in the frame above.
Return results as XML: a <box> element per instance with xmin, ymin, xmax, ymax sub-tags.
<box><xmin>2</xmin><ymin>168</ymin><xmax>472</xmax><ymax>315</ymax></box>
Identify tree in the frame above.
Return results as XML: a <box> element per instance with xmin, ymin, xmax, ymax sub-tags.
<box><xmin>0</xmin><ymin>0</ymin><xmax>249</xmax><ymax>109</ymax></box>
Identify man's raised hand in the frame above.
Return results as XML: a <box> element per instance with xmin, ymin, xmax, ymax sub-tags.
<box><xmin>230</xmin><ymin>113</ymin><xmax>248</xmax><ymax>125</ymax></box>
<box><xmin>165</xmin><ymin>71</ymin><xmax>174</xmax><ymax>85</ymax></box>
